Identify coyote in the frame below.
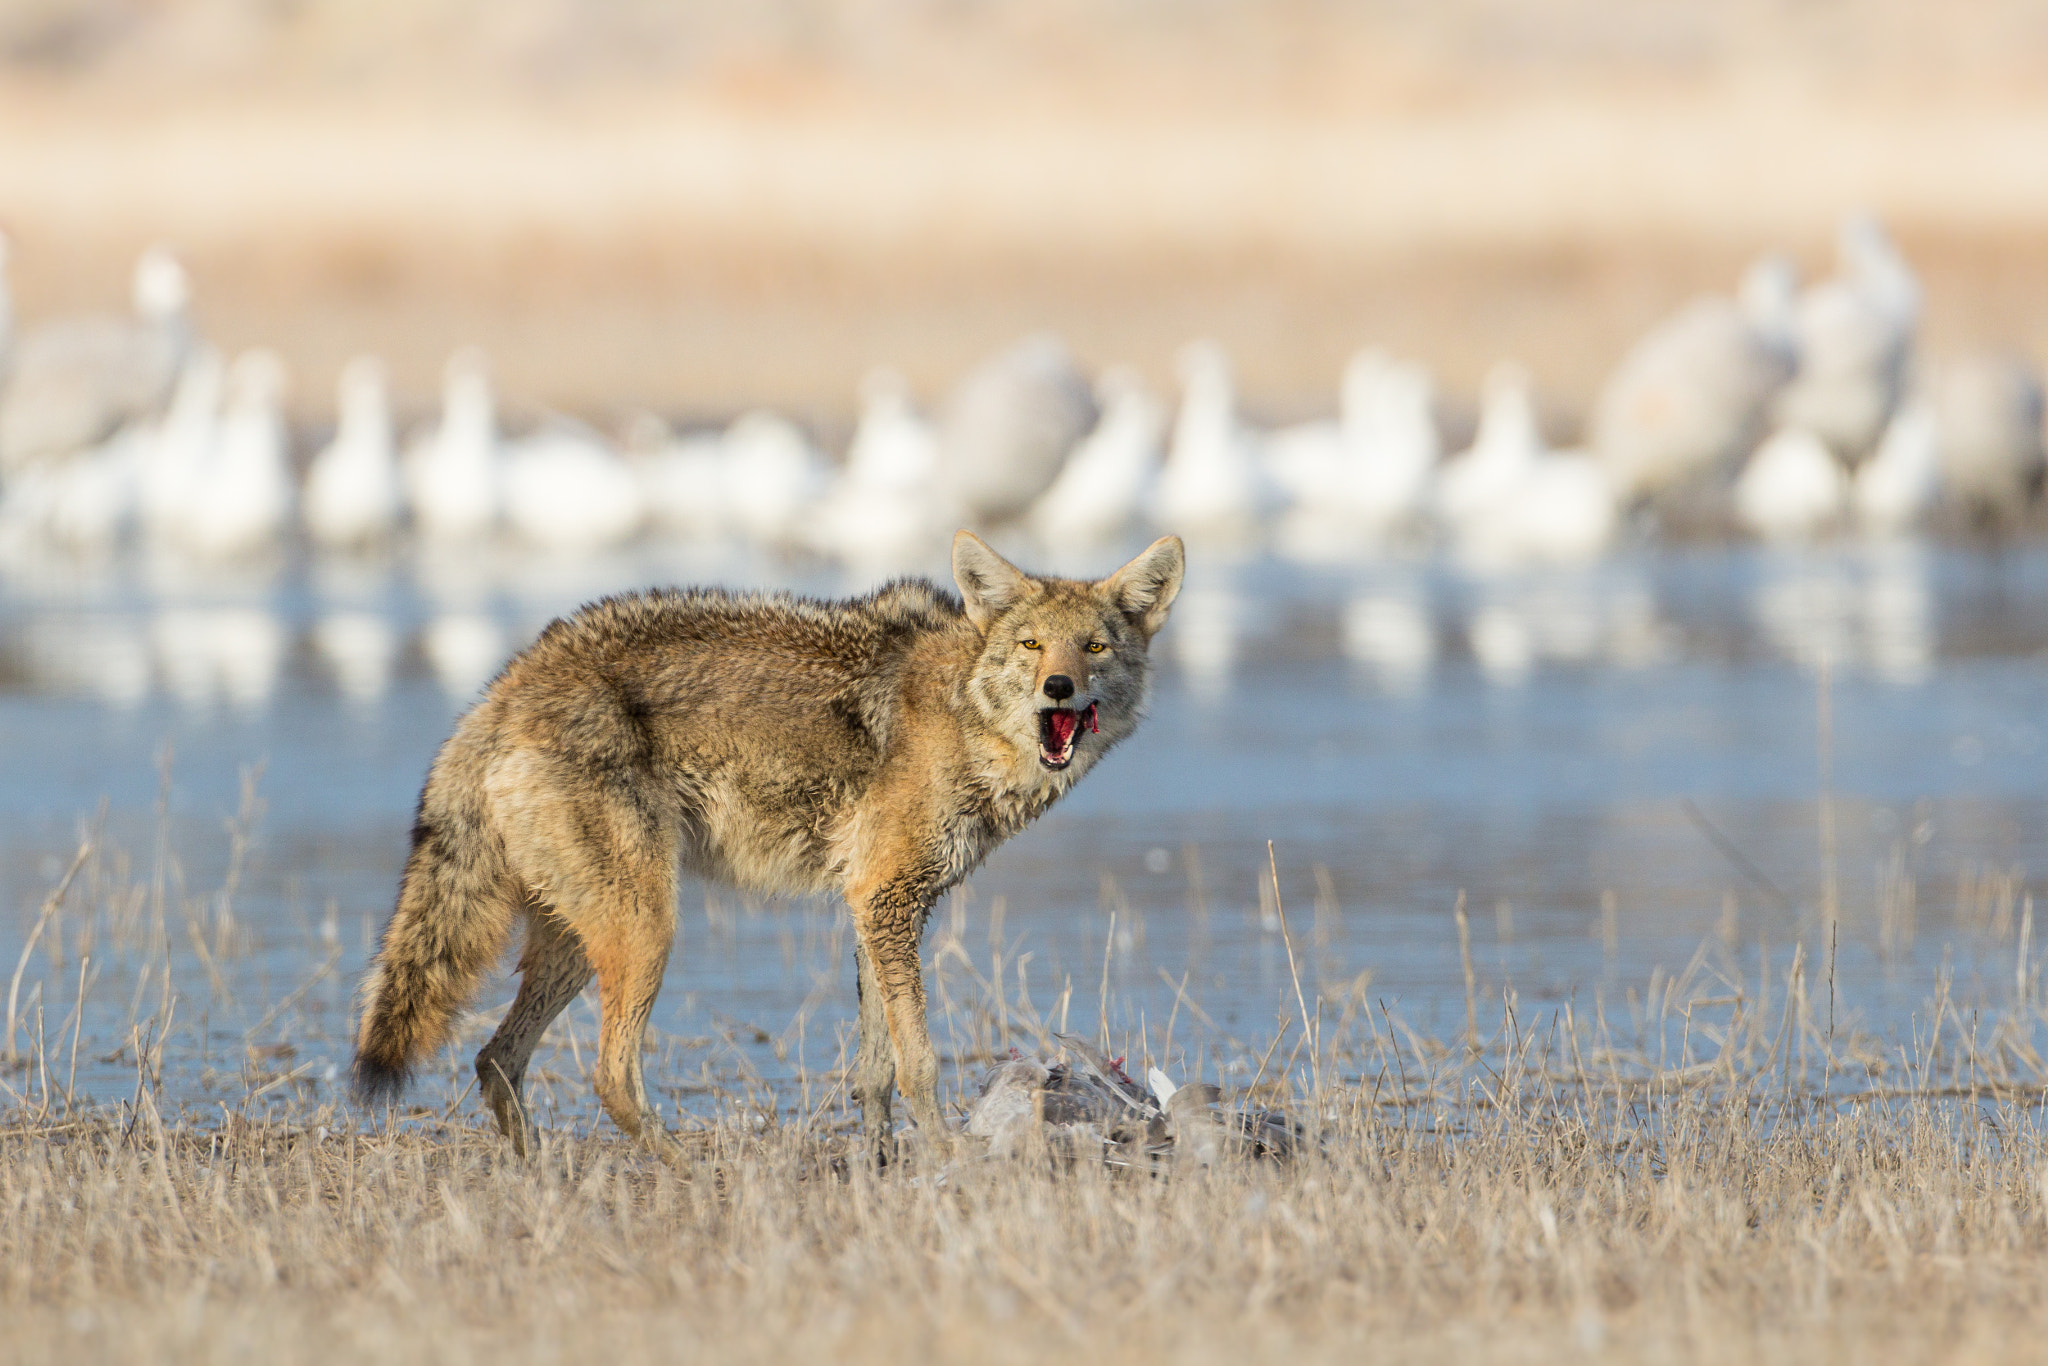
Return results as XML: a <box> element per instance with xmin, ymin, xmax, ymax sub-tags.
<box><xmin>352</xmin><ymin>531</ymin><xmax>1184</xmax><ymax>1162</ymax></box>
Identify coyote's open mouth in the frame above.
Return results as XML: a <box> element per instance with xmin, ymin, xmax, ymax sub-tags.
<box><xmin>1037</xmin><ymin>703</ymin><xmax>1099</xmax><ymax>770</ymax></box>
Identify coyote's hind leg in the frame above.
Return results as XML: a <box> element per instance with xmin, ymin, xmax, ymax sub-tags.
<box><xmin>491</xmin><ymin>753</ymin><xmax>687</xmax><ymax>1167</ymax></box>
<box><xmin>476</xmin><ymin>906</ymin><xmax>592</xmax><ymax>1157</ymax></box>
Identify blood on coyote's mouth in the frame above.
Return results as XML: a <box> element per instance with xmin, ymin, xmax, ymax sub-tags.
<box><xmin>1037</xmin><ymin>703</ymin><xmax>1099</xmax><ymax>770</ymax></box>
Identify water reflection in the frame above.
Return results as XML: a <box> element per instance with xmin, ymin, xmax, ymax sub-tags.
<box><xmin>0</xmin><ymin>543</ymin><xmax>2008</xmax><ymax>716</ymax></box>
<box><xmin>19</xmin><ymin>613</ymin><xmax>151</xmax><ymax>708</ymax></box>
<box><xmin>1863</xmin><ymin>543</ymin><xmax>1935</xmax><ymax>686</ymax></box>
<box><xmin>422</xmin><ymin>614</ymin><xmax>508</xmax><ymax>701</ymax></box>
<box><xmin>1751</xmin><ymin>545</ymin><xmax>1934</xmax><ymax>683</ymax></box>
<box><xmin>413</xmin><ymin>543</ymin><xmax>502</xmax><ymax>611</ymax></box>
<box><xmin>309</xmin><ymin>554</ymin><xmax>399</xmax><ymax>608</ymax></box>
<box><xmin>1171</xmin><ymin>579</ymin><xmax>1243</xmax><ymax>701</ymax></box>
<box><xmin>150</xmin><ymin>606</ymin><xmax>286</xmax><ymax>711</ymax></box>
<box><xmin>1603</xmin><ymin>581</ymin><xmax>1672</xmax><ymax>669</ymax></box>
<box><xmin>313</xmin><ymin>612</ymin><xmax>400</xmax><ymax>705</ymax></box>
<box><xmin>1342</xmin><ymin>590</ymin><xmax>1436</xmax><ymax>695</ymax></box>
<box><xmin>1454</xmin><ymin>567</ymin><xmax>1666</xmax><ymax>687</ymax></box>
<box><xmin>1467</xmin><ymin>602</ymin><xmax>1535</xmax><ymax>686</ymax></box>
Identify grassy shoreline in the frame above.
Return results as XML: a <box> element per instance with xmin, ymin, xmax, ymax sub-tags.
<box><xmin>7</xmin><ymin>1069</ymin><xmax>2048</xmax><ymax>1365</ymax></box>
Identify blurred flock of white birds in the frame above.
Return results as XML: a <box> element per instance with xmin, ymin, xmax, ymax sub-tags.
<box><xmin>0</xmin><ymin>214</ymin><xmax>2042</xmax><ymax>579</ymax></box>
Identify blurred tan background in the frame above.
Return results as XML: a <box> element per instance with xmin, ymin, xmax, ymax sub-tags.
<box><xmin>4</xmin><ymin>0</ymin><xmax>2047</xmax><ymax>435</ymax></box>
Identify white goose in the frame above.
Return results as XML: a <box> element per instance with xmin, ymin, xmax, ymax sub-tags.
<box><xmin>1027</xmin><ymin>367</ymin><xmax>1164</xmax><ymax>550</ymax></box>
<box><xmin>808</xmin><ymin>368</ymin><xmax>943</xmax><ymax>565</ymax></box>
<box><xmin>181</xmin><ymin>349</ymin><xmax>292</xmax><ymax>561</ymax></box>
<box><xmin>304</xmin><ymin>356</ymin><xmax>401</xmax><ymax>550</ymax></box>
<box><xmin>1268</xmin><ymin>350</ymin><xmax>1442</xmax><ymax>556</ymax></box>
<box><xmin>633</xmin><ymin>414</ymin><xmax>728</xmax><ymax>542</ymax></box>
<box><xmin>1156</xmin><ymin>340</ymin><xmax>1264</xmax><ymax>545</ymax></box>
<box><xmin>1440</xmin><ymin>363</ymin><xmax>1616</xmax><ymax>566</ymax></box>
<box><xmin>1463</xmin><ymin>453</ymin><xmax>1617</xmax><ymax>566</ymax></box>
<box><xmin>0</xmin><ymin>419</ymin><xmax>150</xmax><ymax>557</ymax></box>
<box><xmin>0</xmin><ymin>248</ymin><xmax>209</xmax><ymax>556</ymax></box>
<box><xmin>1734</xmin><ymin>428</ymin><xmax>1847</xmax><ymax>542</ymax></box>
<box><xmin>502</xmin><ymin>420</ymin><xmax>646</xmax><ymax>553</ymax></box>
<box><xmin>405</xmin><ymin>347</ymin><xmax>500</xmax><ymax>542</ymax></box>
<box><xmin>1260</xmin><ymin>409</ymin><xmax>1345</xmax><ymax>533</ymax></box>
<box><xmin>1345</xmin><ymin>351</ymin><xmax>1441</xmax><ymax>535</ymax></box>
<box><xmin>139</xmin><ymin>344</ymin><xmax>225</xmax><ymax>547</ymax></box>
<box><xmin>35</xmin><ymin>425</ymin><xmax>151</xmax><ymax>554</ymax></box>
<box><xmin>720</xmin><ymin>410</ymin><xmax>830</xmax><ymax>547</ymax></box>
<box><xmin>1853</xmin><ymin>399</ymin><xmax>1941</xmax><ymax>535</ymax></box>
<box><xmin>1436</xmin><ymin>362</ymin><xmax>1544</xmax><ymax>530</ymax></box>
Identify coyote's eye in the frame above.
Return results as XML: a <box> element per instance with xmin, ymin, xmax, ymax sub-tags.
<box><xmin>1086</xmin><ymin>642</ymin><xmax>1106</xmax><ymax>653</ymax></box>
<box><xmin>1019</xmin><ymin>639</ymin><xmax>1040</xmax><ymax>650</ymax></box>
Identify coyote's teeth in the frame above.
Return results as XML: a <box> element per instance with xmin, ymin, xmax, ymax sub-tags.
<box><xmin>1037</xmin><ymin>705</ymin><xmax>1085</xmax><ymax>769</ymax></box>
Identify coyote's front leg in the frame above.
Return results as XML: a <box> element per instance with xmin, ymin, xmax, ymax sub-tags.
<box><xmin>848</xmin><ymin>870</ymin><xmax>944</xmax><ymax>1158</ymax></box>
<box><xmin>851</xmin><ymin>940</ymin><xmax>896</xmax><ymax>1160</ymax></box>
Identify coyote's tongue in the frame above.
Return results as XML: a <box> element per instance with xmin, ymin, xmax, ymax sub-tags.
<box><xmin>1038</xmin><ymin>703</ymin><xmax>1098</xmax><ymax>768</ymax></box>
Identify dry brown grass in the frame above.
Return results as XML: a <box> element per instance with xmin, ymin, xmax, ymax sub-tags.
<box><xmin>12</xmin><ymin>886</ymin><xmax>2048</xmax><ymax>1366</ymax></box>
<box><xmin>7</xmin><ymin>1056</ymin><xmax>2048</xmax><ymax>1364</ymax></box>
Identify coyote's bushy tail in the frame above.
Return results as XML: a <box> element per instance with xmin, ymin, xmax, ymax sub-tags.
<box><xmin>352</xmin><ymin>756</ymin><xmax>516</xmax><ymax>1104</ymax></box>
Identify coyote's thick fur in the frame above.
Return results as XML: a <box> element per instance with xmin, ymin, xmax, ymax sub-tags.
<box><xmin>353</xmin><ymin>531</ymin><xmax>1184</xmax><ymax>1161</ymax></box>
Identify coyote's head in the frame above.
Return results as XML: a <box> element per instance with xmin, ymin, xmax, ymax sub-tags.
<box><xmin>953</xmin><ymin>530</ymin><xmax>1185</xmax><ymax>780</ymax></box>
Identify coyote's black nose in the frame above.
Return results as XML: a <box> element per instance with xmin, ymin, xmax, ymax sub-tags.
<box><xmin>1042</xmin><ymin>674</ymin><xmax>1075</xmax><ymax>701</ymax></box>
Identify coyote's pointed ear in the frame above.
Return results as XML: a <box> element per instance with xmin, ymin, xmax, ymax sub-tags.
<box><xmin>953</xmin><ymin>530</ymin><xmax>1035</xmax><ymax>634</ymax></box>
<box><xmin>1100</xmin><ymin>535</ymin><xmax>1185</xmax><ymax>638</ymax></box>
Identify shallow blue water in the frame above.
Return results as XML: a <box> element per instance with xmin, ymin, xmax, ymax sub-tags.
<box><xmin>2</xmin><ymin>539</ymin><xmax>2045</xmax><ymax>1123</ymax></box>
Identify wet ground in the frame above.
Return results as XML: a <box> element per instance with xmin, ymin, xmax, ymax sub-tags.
<box><xmin>3</xmin><ymin>538</ymin><xmax>2046</xmax><ymax>1126</ymax></box>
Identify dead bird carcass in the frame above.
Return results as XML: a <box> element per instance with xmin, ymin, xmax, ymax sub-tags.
<box><xmin>964</xmin><ymin>1034</ymin><xmax>1302</xmax><ymax>1169</ymax></box>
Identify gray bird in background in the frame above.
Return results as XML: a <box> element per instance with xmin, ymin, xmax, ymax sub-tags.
<box><xmin>1592</xmin><ymin>255</ymin><xmax>1798</xmax><ymax>509</ymax></box>
<box><xmin>1773</xmin><ymin>214</ymin><xmax>1921</xmax><ymax>466</ymax></box>
<box><xmin>0</xmin><ymin>244</ymin><xmax>193</xmax><ymax>478</ymax></box>
<box><xmin>1935</xmin><ymin>353</ymin><xmax>2045</xmax><ymax>528</ymax></box>
<box><xmin>939</xmin><ymin>332</ymin><xmax>1098</xmax><ymax>524</ymax></box>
